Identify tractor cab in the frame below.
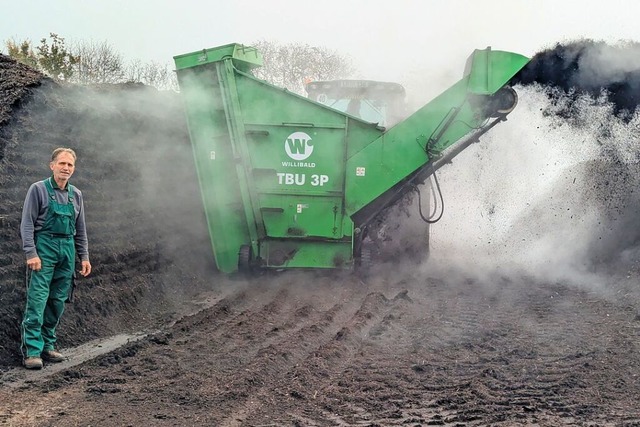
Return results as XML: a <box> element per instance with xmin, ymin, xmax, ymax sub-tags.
<box><xmin>305</xmin><ymin>80</ymin><xmax>407</xmax><ymax>128</ymax></box>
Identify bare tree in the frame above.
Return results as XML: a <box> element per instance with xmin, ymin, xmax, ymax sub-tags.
<box><xmin>70</xmin><ymin>40</ymin><xmax>125</xmax><ymax>85</ymax></box>
<box><xmin>125</xmin><ymin>59</ymin><xmax>178</xmax><ymax>91</ymax></box>
<box><xmin>5</xmin><ymin>35</ymin><xmax>180</xmax><ymax>91</ymax></box>
<box><xmin>251</xmin><ymin>41</ymin><xmax>355</xmax><ymax>95</ymax></box>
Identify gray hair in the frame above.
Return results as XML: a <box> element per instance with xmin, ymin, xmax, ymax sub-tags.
<box><xmin>51</xmin><ymin>148</ymin><xmax>77</xmax><ymax>162</ymax></box>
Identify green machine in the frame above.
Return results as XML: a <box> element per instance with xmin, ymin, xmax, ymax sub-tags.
<box><xmin>173</xmin><ymin>43</ymin><xmax>529</xmax><ymax>274</ymax></box>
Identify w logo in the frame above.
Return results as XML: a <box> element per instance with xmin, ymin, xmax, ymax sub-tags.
<box><xmin>285</xmin><ymin>132</ymin><xmax>314</xmax><ymax>161</ymax></box>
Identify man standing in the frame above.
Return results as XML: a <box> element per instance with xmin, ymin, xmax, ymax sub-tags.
<box><xmin>20</xmin><ymin>148</ymin><xmax>92</xmax><ymax>369</ymax></box>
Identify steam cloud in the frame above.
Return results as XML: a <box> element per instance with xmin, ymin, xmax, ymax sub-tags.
<box><xmin>385</xmin><ymin>40</ymin><xmax>640</xmax><ymax>292</ymax></box>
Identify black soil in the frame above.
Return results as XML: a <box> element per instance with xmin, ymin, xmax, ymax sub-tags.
<box><xmin>514</xmin><ymin>39</ymin><xmax>640</xmax><ymax>119</ymax></box>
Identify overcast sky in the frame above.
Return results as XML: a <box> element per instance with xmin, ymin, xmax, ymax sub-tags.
<box><xmin>3</xmin><ymin>0</ymin><xmax>640</xmax><ymax>83</ymax></box>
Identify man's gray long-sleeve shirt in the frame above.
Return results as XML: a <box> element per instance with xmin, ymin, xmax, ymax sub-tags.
<box><xmin>20</xmin><ymin>177</ymin><xmax>90</xmax><ymax>261</ymax></box>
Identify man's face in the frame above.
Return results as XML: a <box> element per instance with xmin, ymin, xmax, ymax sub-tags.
<box><xmin>50</xmin><ymin>152</ymin><xmax>75</xmax><ymax>185</ymax></box>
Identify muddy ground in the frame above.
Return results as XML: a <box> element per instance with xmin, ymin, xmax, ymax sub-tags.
<box><xmin>1</xmin><ymin>54</ymin><xmax>640</xmax><ymax>426</ymax></box>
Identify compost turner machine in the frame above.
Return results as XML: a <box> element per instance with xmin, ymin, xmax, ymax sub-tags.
<box><xmin>173</xmin><ymin>43</ymin><xmax>529</xmax><ymax>274</ymax></box>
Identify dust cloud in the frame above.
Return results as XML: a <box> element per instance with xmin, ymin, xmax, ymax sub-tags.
<box><xmin>390</xmin><ymin>40</ymin><xmax>640</xmax><ymax>292</ymax></box>
<box><xmin>52</xmin><ymin>83</ymin><xmax>217</xmax><ymax>295</ymax></box>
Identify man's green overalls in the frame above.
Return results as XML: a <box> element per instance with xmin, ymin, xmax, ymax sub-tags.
<box><xmin>22</xmin><ymin>178</ymin><xmax>76</xmax><ymax>358</ymax></box>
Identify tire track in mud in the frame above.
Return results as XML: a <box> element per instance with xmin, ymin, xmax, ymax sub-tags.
<box><xmin>217</xmin><ymin>295</ymin><xmax>357</xmax><ymax>426</ymax></box>
<box><xmin>404</xmin><ymin>290</ymin><xmax>567</xmax><ymax>425</ymax></box>
<box><xmin>1</xmin><ymin>273</ymin><xmax>640</xmax><ymax>426</ymax></box>
<box><xmin>238</xmin><ymin>285</ymin><xmax>418</xmax><ymax>426</ymax></box>
<box><xmin>208</xmin><ymin>279</ymin><xmax>404</xmax><ymax>425</ymax></box>
<box><xmin>375</xmin><ymin>280</ymin><xmax>640</xmax><ymax>426</ymax></box>
<box><xmin>232</xmin><ymin>276</ymin><xmax>640</xmax><ymax>426</ymax></box>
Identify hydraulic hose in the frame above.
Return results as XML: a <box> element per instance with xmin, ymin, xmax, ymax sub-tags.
<box><xmin>414</xmin><ymin>164</ymin><xmax>445</xmax><ymax>224</ymax></box>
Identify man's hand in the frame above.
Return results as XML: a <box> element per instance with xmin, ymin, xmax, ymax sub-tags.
<box><xmin>80</xmin><ymin>260</ymin><xmax>92</xmax><ymax>277</ymax></box>
<box><xmin>26</xmin><ymin>256</ymin><xmax>41</xmax><ymax>271</ymax></box>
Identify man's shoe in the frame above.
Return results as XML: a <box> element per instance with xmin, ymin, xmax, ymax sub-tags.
<box><xmin>42</xmin><ymin>350</ymin><xmax>66</xmax><ymax>363</ymax></box>
<box><xmin>24</xmin><ymin>357</ymin><xmax>43</xmax><ymax>370</ymax></box>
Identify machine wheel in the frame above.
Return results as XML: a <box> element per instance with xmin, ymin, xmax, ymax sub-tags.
<box><xmin>238</xmin><ymin>245</ymin><xmax>252</xmax><ymax>274</ymax></box>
